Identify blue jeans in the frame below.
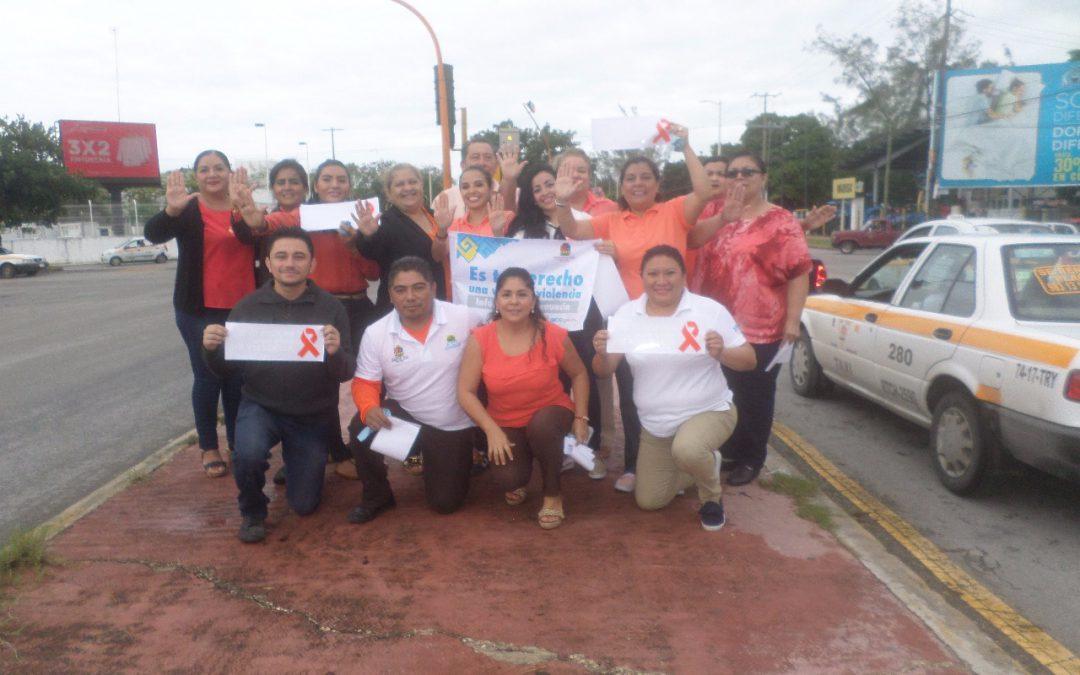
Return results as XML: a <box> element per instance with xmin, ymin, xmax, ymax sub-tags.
<box><xmin>175</xmin><ymin>308</ymin><xmax>242</xmax><ymax>451</ymax></box>
<box><xmin>233</xmin><ymin>398</ymin><xmax>331</xmax><ymax>520</ymax></box>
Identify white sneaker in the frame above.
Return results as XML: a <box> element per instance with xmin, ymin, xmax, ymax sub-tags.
<box><xmin>614</xmin><ymin>472</ymin><xmax>636</xmax><ymax>493</ymax></box>
<box><xmin>561</xmin><ymin>455</ymin><xmax>575</xmax><ymax>473</ymax></box>
<box><xmin>588</xmin><ymin>454</ymin><xmax>607</xmax><ymax>480</ymax></box>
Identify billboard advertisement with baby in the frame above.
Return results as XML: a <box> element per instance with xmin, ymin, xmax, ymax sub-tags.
<box><xmin>938</xmin><ymin>61</ymin><xmax>1080</xmax><ymax>188</ymax></box>
<box><xmin>59</xmin><ymin>120</ymin><xmax>161</xmax><ymax>185</ymax></box>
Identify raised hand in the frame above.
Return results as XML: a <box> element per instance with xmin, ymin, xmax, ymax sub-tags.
<box><xmin>351</xmin><ymin>200</ymin><xmax>379</xmax><ymax>237</ymax></box>
<box><xmin>497</xmin><ymin>145</ymin><xmax>527</xmax><ymax>183</ymax></box>
<box><xmin>489</xmin><ymin>193</ymin><xmax>508</xmax><ymax>236</ymax></box>
<box><xmin>554</xmin><ymin>163</ymin><xmax>581</xmax><ymax>203</ymax></box>
<box><xmin>433</xmin><ymin>192</ymin><xmax>453</xmax><ymax>231</ymax></box>
<box><xmin>721</xmin><ymin>182</ymin><xmax>747</xmax><ymax>223</ymax></box>
<box><xmin>165</xmin><ymin>171</ymin><xmax>197</xmax><ymax>217</ymax></box>
<box><xmin>802</xmin><ymin>204</ymin><xmax>837</xmax><ymax>232</ymax></box>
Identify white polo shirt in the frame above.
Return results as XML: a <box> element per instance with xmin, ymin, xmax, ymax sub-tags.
<box><xmin>617</xmin><ymin>290</ymin><xmax>747</xmax><ymax>438</ymax></box>
<box><xmin>356</xmin><ymin>300</ymin><xmax>484</xmax><ymax>430</ymax></box>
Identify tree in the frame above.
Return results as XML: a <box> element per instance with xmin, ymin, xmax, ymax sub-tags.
<box><xmin>0</xmin><ymin>116</ymin><xmax>100</xmax><ymax>228</ymax></box>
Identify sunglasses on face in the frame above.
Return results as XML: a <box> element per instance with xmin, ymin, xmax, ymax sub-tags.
<box><xmin>725</xmin><ymin>168</ymin><xmax>764</xmax><ymax>178</ymax></box>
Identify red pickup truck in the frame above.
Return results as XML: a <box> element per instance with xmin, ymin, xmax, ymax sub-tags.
<box><xmin>830</xmin><ymin>219</ymin><xmax>903</xmax><ymax>254</ymax></box>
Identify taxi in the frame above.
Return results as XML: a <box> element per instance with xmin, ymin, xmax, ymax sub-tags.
<box><xmin>791</xmin><ymin>235</ymin><xmax>1080</xmax><ymax>494</ymax></box>
<box><xmin>101</xmin><ymin>238</ymin><xmax>169</xmax><ymax>266</ymax></box>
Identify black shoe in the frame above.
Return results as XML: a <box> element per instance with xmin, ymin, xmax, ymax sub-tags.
<box><xmin>726</xmin><ymin>464</ymin><xmax>761</xmax><ymax>486</ymax></box>
<box><xmin>238</xmin><ymin>516</ymin><xmax>266</xmax><ymax>543</ymax></box>
<box><xmin>719</xmin><ymin>458</ymin><xmax>739</xmax><ymax>473</ymax></box>
<box><xmin>699</xmin><ymin>500</ymin><xmax>726</xmax><ymax>531</ymax></box>
<box><xmin>272</xmin><ymin>466</ymin><xmax>286</xmax><ymax>485</ymax></box>
<box><xmin>347</xmin><ymin>495</ymin><xmax>396</xmax><ymax>524</ymax></box>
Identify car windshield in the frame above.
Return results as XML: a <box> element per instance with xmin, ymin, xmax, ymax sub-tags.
<box><xmin>1002</xmin><ymin>244</ymin><xmax>1080</xmax><ymax>322</ymax></box>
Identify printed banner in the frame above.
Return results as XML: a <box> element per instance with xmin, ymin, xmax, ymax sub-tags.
<box><xmin>224</xmin><ymin>322</ymin><xmax>325</xmax><ymax>362</ymax></box>
<box><xmin>939</xmin><ymin>62</ymin><xmax>1080</xmax><ymax>187</ymax></box>
<box><xmin>59</xmin><ymin>120</ymin><xmax>160</xmax><ymax>182</ymax></box>
<box><xmin>450</xmin><ymin>233</ymin><xmax>603</xmax><ymax>331</ymax></box>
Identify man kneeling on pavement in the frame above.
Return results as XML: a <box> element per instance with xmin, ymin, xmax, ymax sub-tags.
<box><xmin>203</xmin><ymin>226</ymin><xmax>354</xmax><ymax>543</ymax></box>
<box><xmin>348</xmin><ymin>256</ymin><xmax>483</xmax><ymax>523</ymax></box>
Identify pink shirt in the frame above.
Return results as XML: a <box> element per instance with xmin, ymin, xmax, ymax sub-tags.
<box><xmin>692</xmin><ymin>206</ymin><xmax>811</xmax><ymax>344</ymax></box>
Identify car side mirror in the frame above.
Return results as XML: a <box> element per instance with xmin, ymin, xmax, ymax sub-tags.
<box><xmin>820</xmin><ymin>278</ymin><xmax>852</xmax><ymax>296</ymax></box>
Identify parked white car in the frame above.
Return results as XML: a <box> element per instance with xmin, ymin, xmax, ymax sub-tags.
<box><xmin>896</xmin><ymin>217</ymin><xmax>1056</xmax><ymax>243</ymax></box>
<box><xmin>0</xmin><ymin>246</ymin><xmax>48</xmax><ymax>278</ymax></box>
<box><xmin>101</xmin><ymin>238</ymin><xmax>169</xmax><ymax>266</ymax></box>
<box><xmin>791</xmin><ymin>235</ymin><xmax>1080</xmax><ymax>494</ymax></box>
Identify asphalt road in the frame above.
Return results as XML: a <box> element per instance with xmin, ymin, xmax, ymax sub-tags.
<box><xmin>0</xmin><ymin>262</ymin><xmax>192</xmax><ymax>542</ymax></box>
<box><xmin>778</xmin><ymin>246</ymin><xmax>1080</xmax><ymax>654</ymax></box>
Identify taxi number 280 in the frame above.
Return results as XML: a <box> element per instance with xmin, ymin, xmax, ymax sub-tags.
<box><xmin>888</xmin><ymin>343</ymin><xmax>914</xmax><ymax>366</ymax></box>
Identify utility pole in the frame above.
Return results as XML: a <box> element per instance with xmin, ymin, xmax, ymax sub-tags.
<box><xmin>700</xmin><ymin>99</ymin><xmax>722</xmax><ymax>154</ymax></box>
<box><xmin>924</xmin><ymin>0</ymin><xmax>952</xmax><ymax>215</ymax></box>
<box><xmin>751</xmin><ymin>92</ymin><xmax>781</xmax><ymax>163</ymax></box>
<box><xmin>254</xmin><ymin>123</ymin><xmax>268</xmax><ymax>164</ymax></box>
<box><xmin>298</xmin><ymin>141</ymin><xmax>310</xmax><ymax>174</ymax></box>
<box><xmin>111</xmin><ymin>27</ymin><xmax>121</xmax><ymax>121</ymax></box>
<box><xmin>322</xmin><ymin>127</ymin><xmax>343</xmax><ymax>160</ymax></box>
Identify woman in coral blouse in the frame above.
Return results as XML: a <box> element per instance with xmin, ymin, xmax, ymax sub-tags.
<box><xmin>431</xmin><ymin>165</ymin><xmax>512</xmax><ymax>255</ymax></box>
<box><xmin>457</xmin><ymin>268</ymin><xmax>590</xmax><ymax>529</ymax></box>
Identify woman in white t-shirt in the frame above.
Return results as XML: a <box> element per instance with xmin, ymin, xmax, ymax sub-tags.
<box><xmin>593</xmin><ymin>245</ymin><xmax>756</xmax><ymax>531</ymax></box>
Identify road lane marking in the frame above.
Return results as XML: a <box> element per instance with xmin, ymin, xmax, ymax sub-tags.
<box><xmin>772</xmin><ymin>421</ymin><xmax>1080</xmax><ymax>675</ymax></box>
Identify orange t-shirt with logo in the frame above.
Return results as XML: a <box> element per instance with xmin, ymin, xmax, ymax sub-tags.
<box><xmin>588</xmin><ymin>195</ymin><xmax>691</xmax><ymax>299</ymax></box>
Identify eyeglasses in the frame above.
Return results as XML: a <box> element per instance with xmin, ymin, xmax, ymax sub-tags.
<box><xmin>725</xmin><ymin>168</ymin><xmax>764</xmax><ymax>178</ymax></box>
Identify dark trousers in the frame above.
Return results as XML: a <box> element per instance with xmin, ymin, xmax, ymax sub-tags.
<box><xmin>175</xmin><ymin>308</ymin><xmax>242</xmax><ymax>452</ymax></box>
<box><xmin>233</xmin><ymin>398</ymin><xmax>332</xmax><ymax>520</ymax></box>
<box><xmin>325</xmin><ymin>295</ymin><xmax>376</xmax><ymax>463</ymax></box>
<box><xmin>615</xmin><ymin>358</ymin><xmax>641</xmax><ymax>472</ymax></box>
<box><xmin>721</xmin><ymin>340</ymin><xmax>782</xmax><ymax>470</ymax></box>
<box><xmin>565</xmin><ymin>301</ymin><xmax>603</xmax><ymax>451</ymax></box>
<box><xmin>348</xmin><ymin>400</ymin><xmax>475</xmax><ymax>514</ymax></box>
<box><xmin>492</xmin><ymin>406</ymin><xmax>574</xmax><ymax>498</ymax></box>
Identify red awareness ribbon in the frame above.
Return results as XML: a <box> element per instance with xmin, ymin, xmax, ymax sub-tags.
<box><xmin>651</xmin><ymin>118</ymin><xmax>672</xmax><ymax>145</ymax></box>
<box><xmin>298</xmin><ymin>327</ymin><xmax>321</xmax><ymax>358</ymax></box>
<box><xmin>679</xmin><ymin>321</ymin><xmax>701</xmax><ymax>352</ymax></box>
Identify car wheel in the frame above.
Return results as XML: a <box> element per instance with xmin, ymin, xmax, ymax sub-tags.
<box><xmin>930</xmin><ymin>391</ymin><xmax>1000</xmax><ymax>495</ymax></box>
<box><xmin>155</xmin><ymin>253</ymin><xmax>167</xmax><ymax>263</ymax></box>
<box><xmin>790</xmin><ymin>327</ymin><xmax>830</xmax><ymax>397</ymax></box>
<box><xmin>109</xmin><ymin>256</ymin><xmax>122</xmax><ymax>267</ymax></box>
<box><xmin>0</xmin><ymin>263</ymin><xmax>14</xmax><ymax>279</ymax></box>
<box><xmin>839</xmin><ymin>240</ymin><xmax>857</xmax><ymax>254</ymax></box>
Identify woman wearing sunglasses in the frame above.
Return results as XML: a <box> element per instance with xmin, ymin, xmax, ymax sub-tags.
<box><xmin>691</xmin><ymin>153</ymin><xmax>812</xmax><ymax>487</ymax></box>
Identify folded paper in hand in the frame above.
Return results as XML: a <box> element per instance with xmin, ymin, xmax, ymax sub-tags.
<box><xmin>299</xmin><ymin>198</ymin><xmax>379</xmax><ymax>232</ymax></box>
<box><xmin>370</xmin><ymin>418</ymin><xmax>421</xmax><ymax>462</ymax></box>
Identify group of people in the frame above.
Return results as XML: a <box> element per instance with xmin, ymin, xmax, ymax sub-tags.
<box><xmin>146</xmin><ymin>125</ymin><xmax>830</xmax><ymax>542</ymax></box>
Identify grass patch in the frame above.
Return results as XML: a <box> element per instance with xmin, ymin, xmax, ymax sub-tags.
<box><xmin>0</xmin><ymin>528</ymin><xmax>51</xmax><ymax>588</ymax></box>
<box><xmin>806</xmin><ymin>235</ymin><xmax>832</xmax><ymax>250</ymax></box>
<box><xmin>760</xmin><ymin>472</ymin><xmax>835</xmax><ymax>531</ymax></box>
<box><xmin>183</xmin><ymin>433</ymin><xmax>198</xmax><ymax>446</ymax></box>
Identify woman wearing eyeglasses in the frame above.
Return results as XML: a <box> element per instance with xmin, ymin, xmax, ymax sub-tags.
<box><xmin>691</xmin><ymin>153</ymin><xmax>812</xmax><ymax>487</ymax></box>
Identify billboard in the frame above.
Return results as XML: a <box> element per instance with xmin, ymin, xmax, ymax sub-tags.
<box><xmin>59</xmin><ymin>120</ymin><xmax>160</xmax><ymax>186</ymax></box>
<box><xmin>938</xmin><ymin>62</ymin><xmax>1080</xmax><ymax>188</ymax></box>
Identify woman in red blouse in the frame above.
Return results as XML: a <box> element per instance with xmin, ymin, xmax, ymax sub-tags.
<box><xmin>145</xmin><ymin>150</ymin><xmax>255</xmax><ymax>478</ymax></box>
<box><xmin>691</xmin><ymin>153</ymin><xmax>812</xmax><ymax>486</ymax></box>
<box><xmin>457</xmin><ymin>268</ymin><xmax>590</xmax><ymax>529</ymax></box>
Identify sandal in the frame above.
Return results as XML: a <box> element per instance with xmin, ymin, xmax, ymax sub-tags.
<box><xmin>537</xmin><ymin>505</ymin><xmax>565</xmax><ymax>530</ymax></box>
<box><xmin>504</xmin><ymin>487</ymin><xmax>527</xmax><ymax>506</ymax></box>
<box><xmin>403</xmin><ymin>454</ymin><xmax>424</xmax><ymax>476</ymax></box>
<box><xmin>201</xmin><ymin>449</ymin><xmax>228</xmax><ymax>478</ymax></box>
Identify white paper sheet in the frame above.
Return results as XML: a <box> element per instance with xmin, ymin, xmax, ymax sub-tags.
<box><xmin>370</xmin><ymin>418</ymin><xmax>422</xmax><ymax>462</ymax></box>
<box><xmin>765</xmin><ymin>342</ymin><xmax>793</xmax><ymax>372</ymax></box>
<box><xmin>562</xmin><ymin>432</ymin><xmax>596</xmax><ymax>472</ymax></box>
<box><xmin>592</xmin><ymin>254</ymin><xmax>630</xmax><ymax>318</ymax></box>
<box><xmin>590</xmin><ymin>116</ymin><xmax>669</xmax><ymax>152</ymax></box>
<box><xmin>224</xmin><ymin>322</ymin><xmax>325</xmax><ymax>362</ymax></box>
<box><xmin>606</xmin><ymin>314</ymin><xmax>708</xmax><ymax>355</ymax></box>
<box><xmin>298</xmin><ymin>198</ymin><xmax>379</xmax><ymax>232</ymax></box>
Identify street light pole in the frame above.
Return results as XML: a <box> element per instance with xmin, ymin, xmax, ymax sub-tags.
<box><xmin>298</xmin><ymin>141</ymin><xmax>310</xmax><ymax>174</ymax></box>
<box><xmin>254</xmin><ymin>122</ymin><xmax>268</xmax><ymax>164</ymax></box>
<box><xmin>321</xmin><ymin>127</ymin><xmax>343</xmax><ymax>160</ymax></box>
<box><xmin>389</xmin><ymin>0</ymin><xmax>453</xmax><ymax>189</ymax></box>
<box><xmin>700</xmin><ymin>99</ymin><xmax>722</xmax><ymax>153</ymax></box>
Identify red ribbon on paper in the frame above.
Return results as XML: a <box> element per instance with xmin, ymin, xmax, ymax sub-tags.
<box><xmin>651</xmin><ymin>118</ymin><xmax>672</xmax><ymax>145</ymax></box>
<box><xmin>298</xmin><ymin>327</ymin><xmax>320</xmax><ymax>358</ymax></box>
<box><xmin>679</xmin><ymin>321</ymin><xmax>701</xmax><ymax>352</ymax></box>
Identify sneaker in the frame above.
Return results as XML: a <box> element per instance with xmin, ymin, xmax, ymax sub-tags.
<box><xmin>561</xmin><ymin>455</ymin><xmax>576</xmax><ymax>473</ymax></box>
<box><xmin>238</xmin><ymin>516</ymin><xmax>266</xmax><ymax>543</ymax></box>
<box><xmin>614</xmin><ymin>472</ymin><xmax>636</xmax><ymax>493</ymax></box>
<box><xmin>347</xmin><ymin>495</ymin><xmax>397</xmax><ymax>524</ymax></box>
<box><xmin>588</xmin><ymin>454</ymin><xmax>607</xmax><ymax>480</ymax></box>
<box><xmin>699</xmin><ymin>501</ymin><xmax>726</xmax><ymax>531</ymax></box>
<box><xmin>726</xmin><ymin>463</ymin><xmax>761</xmax><ymax>487</ymax></box>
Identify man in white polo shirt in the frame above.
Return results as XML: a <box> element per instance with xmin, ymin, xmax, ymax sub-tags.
<box><xmin>347</xmin><ymin>256</ymin><xmax>484</xmax><ymax>523</ymax></box>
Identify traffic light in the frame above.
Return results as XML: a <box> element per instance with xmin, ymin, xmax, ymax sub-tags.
<box><xmin>434</xmin><ymin>64</ymin><xmax>456</xmax><ymax>149</ymax></box>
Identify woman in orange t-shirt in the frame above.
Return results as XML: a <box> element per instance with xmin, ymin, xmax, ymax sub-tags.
<box><xmin>431</xmin><ymin>165</ymin><xmax>512</xmax><ymax>248</ymax></box>
<box><xmin>457</xmin><ymin>268</ymin><xmax>590</xmax><ymax>529</ymax></box>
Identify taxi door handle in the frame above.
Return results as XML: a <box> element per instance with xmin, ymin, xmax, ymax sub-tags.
<box><xmin>865</xmin><ymin>312</ymin><xmax>878</xmax><ymax>323</ymax></box>
<box><xmin>933</xmin><ymin>327</ymin><xmax>953</xmax><ymax>341</ymax></box>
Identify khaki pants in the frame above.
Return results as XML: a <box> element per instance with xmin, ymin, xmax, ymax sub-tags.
<box><xmin>634</xmin><ymin>408</ymin><xmax>738</xmax><ymax>510</ymax></box>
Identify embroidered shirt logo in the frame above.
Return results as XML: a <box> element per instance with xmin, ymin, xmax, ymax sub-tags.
<box><xmin>391</xmin><ymin>345</ymin><xmax>408</xmax><ymax>363</ymax></box>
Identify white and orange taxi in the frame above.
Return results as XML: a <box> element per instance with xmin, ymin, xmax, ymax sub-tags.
<box><xmin>791</xmin><ymin>235</ymin><xmax>1080</xmax><ymax>494</ymax></box>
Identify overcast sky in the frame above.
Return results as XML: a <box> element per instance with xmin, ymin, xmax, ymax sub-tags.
<box><xmin>4</xmin><ymin>0</ymin><xmax>1077</xmax><ymax>175</ymax></box>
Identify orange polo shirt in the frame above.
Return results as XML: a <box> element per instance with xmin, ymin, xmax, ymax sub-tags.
<box><xmin>581</xmin><ymin>191</ymin><xmax>619</xmax><ymax>216</ymax></box>
<box><xmin>588</xmin><ymin>195</ymin><xmax>691</xmax><ymax>299</ymax></box>
<box><xmin>263</xmin><ymin>209</ymin><xmax>380</xmax><ymax>296</ymax></box>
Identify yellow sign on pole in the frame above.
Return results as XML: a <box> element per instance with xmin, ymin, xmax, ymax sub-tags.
<box><xmin>832</xmin><ymin>177</ymin><xmax>857</xmax><ymax>200</ymax></box>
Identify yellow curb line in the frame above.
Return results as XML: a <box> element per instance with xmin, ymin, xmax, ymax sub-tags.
<box><xmin>39</xmin><ymin>429</ymin><xmax>197</xmax><ymax>542</ymax></box>
<box><xmin>772</xmin><ymin>421</ymin><xmax>1080</xmax><ymax>675</ymax></box>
